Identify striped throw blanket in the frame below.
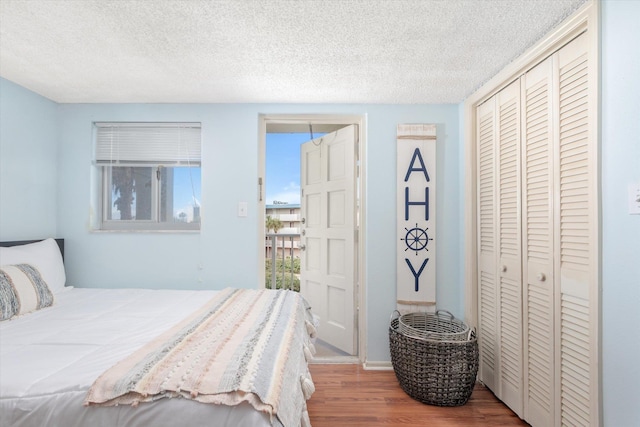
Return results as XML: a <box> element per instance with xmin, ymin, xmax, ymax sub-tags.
<box><xmin>85</xmin><ymin>288</ymin><xmax>317</xmax><ymax>427</ymax></box>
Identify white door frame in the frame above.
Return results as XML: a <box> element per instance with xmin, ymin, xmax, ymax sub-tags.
<box><xmin>258</xmin><ymin>114</ymin><xmax>366</xmax><ymax>363</ymax></box>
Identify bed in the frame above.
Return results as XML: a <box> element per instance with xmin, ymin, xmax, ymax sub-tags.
<box><xmin>0</xmin><ymin>239</ymin><xmax>316</xmax><ymax>427</ymax></box>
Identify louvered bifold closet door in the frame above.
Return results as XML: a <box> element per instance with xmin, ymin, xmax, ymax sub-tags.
<box><xmin>475</xmin><ymin>23</ymin><xmax>597</xmax><ymax>427</ymax></box>
<box><xmin>522</xmin><ymin>56</ymin><xmax>555</xmax><ymax>427</ymax></box>
<box><xmin>555</xmin><ymin>32</ymin><xmax>597</xmax><ymax>427</ymax></box>
<box><xmin>495</xmin><ymin>80</ymin><xmax>523</xmax><ymax>417</ymax></box>
<box><xmin>476</xmin><ymin>97</ymin><xmax>498</xmax><ymax>392</ymax></box>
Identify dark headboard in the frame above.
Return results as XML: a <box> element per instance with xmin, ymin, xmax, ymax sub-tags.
<box><xmin>0</xmin><ymin>239</ymin><xmax>65</xmax><ymax>260</ymax></box>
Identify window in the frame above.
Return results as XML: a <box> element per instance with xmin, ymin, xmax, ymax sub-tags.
<box><xmin>95</xmin><ymin>122</ymin><xmax>201</xmax><ymax>231</ymax></box>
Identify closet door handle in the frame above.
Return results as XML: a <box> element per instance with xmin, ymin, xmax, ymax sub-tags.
<box><xmin>501</xmin><ymin>265</ymin><xmax>507</xmax><ymax>273</ymax></box>
<box><xmin>537</xmin><ymin>273</ymin><xmax>546</xmax><ymax>282</ymax></box>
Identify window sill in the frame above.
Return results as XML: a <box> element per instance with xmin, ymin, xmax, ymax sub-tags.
<box><xmin>89</xmin><ymin>229</ymin><xmax>200</xmax><ymax>234</ymax></box>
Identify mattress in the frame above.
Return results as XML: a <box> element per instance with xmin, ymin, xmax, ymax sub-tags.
<box><xmin>0</xmin><ymin>287</ymin><xmax>283</xmax><ymax>427</ymax></box>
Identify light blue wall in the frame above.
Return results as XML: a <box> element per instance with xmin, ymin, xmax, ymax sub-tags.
<box><xmin>361</xmin><ymin>105</ymin><xmax>463</xmax><ymax>361</ymax></box>
<box><xmin>55</xmin><ymin>103</ymin><xmax>460</xmax><ymax>362</ymax></box>
<box><xmin>0</xmin><ymin>78</ymin><xmax>58</xmax><ymax>240</ymax></box>
<box><xmin>0</xmin><ymin>83</ymin><xmax>463</xmax><ymax>362</ymax></box>
<box><xmin>601</xmin><ymin>1</ymin><xmax>640</xmax><ymax>425</ymax></box>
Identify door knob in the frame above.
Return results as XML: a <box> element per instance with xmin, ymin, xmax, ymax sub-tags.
<box><xmin>537</xmin><ymin>273</ymin><xmax>546</xmax><ymax>282</ymax></box>
<box><xmin>501</xmin><ymin>265</ymin><xmax>507</xmax><ymax>272</ymax></box>
<box><xmin>300</xmin><ymin>244</ymin><xmax>306</xmax><ymax>251</ymax></box>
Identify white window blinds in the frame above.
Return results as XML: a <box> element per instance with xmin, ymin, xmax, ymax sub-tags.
<box><xmin>95</xmin><ymin>122</ymin><xmax>201</xmax><ymax>166</ymax></box>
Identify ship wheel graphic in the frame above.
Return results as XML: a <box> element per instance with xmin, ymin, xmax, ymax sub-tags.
<box><xmin>401</xmin><ymin>223</ymin><xmax>433</xmax><ymax>255</ymax></box>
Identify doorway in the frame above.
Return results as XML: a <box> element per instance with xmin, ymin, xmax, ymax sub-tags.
<box><xmin>258</xmin><ymin>114</ymin><xmax>366</xmax><ymax>363</ymax></box>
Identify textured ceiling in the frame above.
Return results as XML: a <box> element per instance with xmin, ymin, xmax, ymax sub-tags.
<box><xmin>0</xmin><ymin>0</ymin><xmax>587</xmax><ymax>104</ymax></box>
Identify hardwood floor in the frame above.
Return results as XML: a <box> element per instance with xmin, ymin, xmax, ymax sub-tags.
<box><xmin>307</xmin><ymin>364</ymin><xmax>529</xmax><ymax>426</ymax></box>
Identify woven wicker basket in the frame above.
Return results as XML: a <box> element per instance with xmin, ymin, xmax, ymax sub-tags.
<box><xmin>389</xmin><ymin>311</ymin><xmax>479</xmax><ymax>406</ymax></box>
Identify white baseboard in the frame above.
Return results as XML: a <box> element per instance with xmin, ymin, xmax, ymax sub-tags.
<box><xmin>362</xmin><ymin>360</ymin><xmax>393</xmax><ymax>370</ymax></box>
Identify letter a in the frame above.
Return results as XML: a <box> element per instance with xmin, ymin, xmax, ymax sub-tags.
<box><xmin>404</xmin><ymin>148</ymin><xmax>430</xmax><ymax>182</ymax></box>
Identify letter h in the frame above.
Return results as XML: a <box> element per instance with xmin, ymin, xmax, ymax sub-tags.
<box><xmin>405</xmin><ymin>187</ymin><xmax>429</xmax><ymax>221</ymax></box>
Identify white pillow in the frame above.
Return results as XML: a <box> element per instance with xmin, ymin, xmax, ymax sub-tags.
<box><xmin>0</xmin><ymin>239</ymin><xmax>66</xmax><ymax>294</ymax></box>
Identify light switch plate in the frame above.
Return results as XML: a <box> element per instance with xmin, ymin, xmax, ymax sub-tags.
<box><xmin>629</xmin><ymin>183</ymin><xmax>640</xmax><ymax>215</ymax></box>
<box><xmin>238</xmin><ymin>202</ymin><xmax>248</xmax><ymax>217</ymax></box>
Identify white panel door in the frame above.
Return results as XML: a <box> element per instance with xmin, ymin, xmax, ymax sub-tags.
<box><xmin>522</xmin><ymin>56</ymin><xmax>555</xmax><ymax>427</ymax></box>
<box><xmin>495</xmin><ymin>80</ymin><xmax>523</xmax><ymax>417</ymax></box>
<box><xmin>555</xmin><ymin>32</ymin><xmax>596</xmax><ymax>427</ymax></box>
<box><xmin>477</xmin><ymin>80</ymin><xmax>524</xmax><ymax>417</ymax></box>
<box><xmin>476</xmin><ymin>96</ymin><xmax>498</xmax><ymax>392</ymax></box>
<box><xmin>300</xmin><ymin>125</ymin><xmax>356</xmax><ymax>354</ymax></box>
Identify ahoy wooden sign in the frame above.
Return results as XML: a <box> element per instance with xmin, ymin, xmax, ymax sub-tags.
<box><xmin>396</xmin><ymin>124</ymin><xmax>436</xmax><ymax>308</ymax></box>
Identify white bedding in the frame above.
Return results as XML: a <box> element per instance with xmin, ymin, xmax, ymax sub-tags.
<box><xmin>0</xmin><ymin>287</ymin><xmax>282</xmax><ymax>427</ymax></box>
